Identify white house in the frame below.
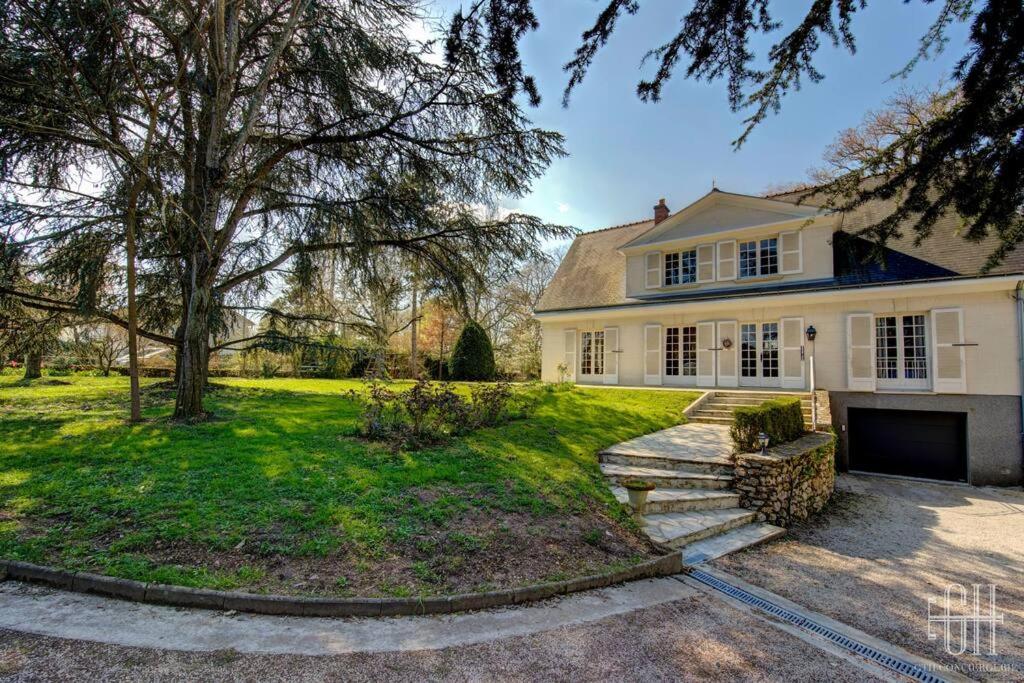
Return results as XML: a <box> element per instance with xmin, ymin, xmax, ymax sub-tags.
<box><xmin>536</xmin><ymin>187</ymin><xmax>1024</xmax><ymax>486</ymax></box>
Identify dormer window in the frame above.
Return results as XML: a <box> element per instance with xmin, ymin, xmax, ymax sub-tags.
<box><xmin>739</xmin><ymin>238</ymin><xmax>779</xmax><ymax>278</ymax></box>
<box><xmin>664</xmin><ymin>249</ymin><xmax>697</xmax><ymax>286</ymax></box>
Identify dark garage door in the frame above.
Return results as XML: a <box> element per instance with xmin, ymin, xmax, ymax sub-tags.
<box><xmin>848</xmin><ymin>408</ymin><xmax>967</xmax><ymax>482</ymax></box>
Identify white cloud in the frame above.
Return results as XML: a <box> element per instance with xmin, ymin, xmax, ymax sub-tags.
<box><xmin>557</xmin><ymin>202</ymin><xmax>571</xmax><ymax>214</ymax></box>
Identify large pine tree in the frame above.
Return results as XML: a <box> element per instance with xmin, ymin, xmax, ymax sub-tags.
<box><xmin>0</xmin><ymin>0</ymin><xmax>569</xmax><ymax>419</ymax></box>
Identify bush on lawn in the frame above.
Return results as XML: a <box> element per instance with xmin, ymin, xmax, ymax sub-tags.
<box><xmin>351</xmin><ymin>379</ymin><xmax>533</xmax><ymax>448</ymax></box>
<box><xmin>448</xmin><ymin>321</ymin><xmax>495</xmax><ymax>381</ymax></box>
<box><xmin>730</xmin><ymin>397</ymin><xmax>805</xmax><ymax>452</ymax></box>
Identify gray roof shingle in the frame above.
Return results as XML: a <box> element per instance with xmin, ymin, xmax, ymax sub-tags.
<box><xmin>536</xmin><ymin>185</ymin><xmax>1024</xmax><ymax>314</ymax></box>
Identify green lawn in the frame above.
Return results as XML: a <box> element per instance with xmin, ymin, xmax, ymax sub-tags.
<box><xmin>0</xmin><ymin>372</ymin><xmax>697</xmax><ymax>597</ymax></box>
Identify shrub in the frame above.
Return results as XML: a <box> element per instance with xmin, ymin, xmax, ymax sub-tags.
<box><xmin>730</xmin><ymin>397</ymin><xmax>805</xmax><ymax>452</ymax></box>
<box><xmin>448</xmin><ymin>321</ymin><xmax>495</xmax><ymax>381</ymax></box>
<box><xmin>350</xmin><ymin>379</ymin><xmax>534</xmax><ymax>449</ymax></box>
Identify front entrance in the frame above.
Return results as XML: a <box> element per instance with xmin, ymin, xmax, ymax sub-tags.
<box><xmin>739</xmin><ymin>322</ymin><xmax>781</xmax><ymax>388</ymax></box>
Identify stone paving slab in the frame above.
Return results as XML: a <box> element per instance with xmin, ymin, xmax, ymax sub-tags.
<box><xmin>602</xmin><ymin>423</ymin><xmax>734</xmax><ymax>464</ymax></box>
<box><xmin>681</xmin><ymin>523</ymin><xmax>786</xmax><ymax>565</ymax></box>
<box><xmin>610</xmin><ymin>487</ymin><xmax>737</xmax><ymax>506</ymax></box>
<box><xmin>642</xmin><ymin>509</ymin><xmax>755</xmax><ymax>546</ymax></box>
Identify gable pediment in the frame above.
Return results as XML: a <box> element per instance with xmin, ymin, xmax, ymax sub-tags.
<box><xmin>622</xmin><ymin>190</ymin><xmax>829</xmax><ymax>249</ymax></box>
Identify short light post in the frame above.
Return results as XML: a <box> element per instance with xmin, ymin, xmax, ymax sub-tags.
<box><xmin>758</xmin><ymin>431</ymin><xmax>770</xmax><ymax>455</ymax></box>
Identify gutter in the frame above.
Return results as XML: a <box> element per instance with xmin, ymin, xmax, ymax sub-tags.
<box><xmin>535</xmin><ymin>272</ymin><xmax>1024</xmax><ymax>319</ymax></box>
<box><xmin>1016</xmin><ymin>281</ymin><xmax>1024</xmax><ymax>467</ymax></box>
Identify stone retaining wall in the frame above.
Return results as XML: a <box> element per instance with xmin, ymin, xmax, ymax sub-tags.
<box><xmin>733</xmin><ymin>431</ymin><xmax>836</xmax><ymax>527</ymax></box>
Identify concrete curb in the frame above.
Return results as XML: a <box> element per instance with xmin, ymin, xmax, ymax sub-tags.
<box><xmin>0</xmin><ymin>553</ymin><xmax>682</xmax><ymax>617</ymax></box>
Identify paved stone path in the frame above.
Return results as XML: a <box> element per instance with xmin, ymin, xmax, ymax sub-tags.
<box><xmin>603</xmin><ymin>422</ymin><xmax>734</xmax><ymax>464</ymax></box>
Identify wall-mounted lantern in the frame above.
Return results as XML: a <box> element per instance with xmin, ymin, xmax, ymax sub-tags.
<box><xmin>757</xmin><ymin>431</ymin><xmax>770</xmax><ymax>455</ymax></box>
<box><xmin>805</xmin><ymin>325</ymin><xmax>817</xmax><ymax>342</ymax></box>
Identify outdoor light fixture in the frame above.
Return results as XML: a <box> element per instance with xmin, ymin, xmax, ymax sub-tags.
<box><xmin>758</xmin><ymin>431</ymin><xmax>770</xmax><ymax>455</ymax></box>
<box><xmin>805</xmin><ymin>324</ymin><xmax>817</xmax><ymax>342</ymax></box>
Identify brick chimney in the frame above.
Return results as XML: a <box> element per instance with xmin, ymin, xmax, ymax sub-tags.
<box><xmin>653</xmin><ymin>198</ymin><xmax>669</xmax><ymax>225</ymax></box>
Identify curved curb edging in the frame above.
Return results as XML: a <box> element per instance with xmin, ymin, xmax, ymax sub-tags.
<box><xmin>0</xmin><ymin>553</ymin><xmax>682</xmax><ymax>617</ymax></box>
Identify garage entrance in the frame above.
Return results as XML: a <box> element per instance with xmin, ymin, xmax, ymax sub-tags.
<box><xmin>848</xmin><ymin>408</ymin><xmax>968</xmax><ymax>482</ymax></box>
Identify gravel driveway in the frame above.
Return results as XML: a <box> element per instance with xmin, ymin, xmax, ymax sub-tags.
<box><xmin>715</xmin><ymin>474</ymin><xmax>1024</xmax><ymax>680</ymax></box>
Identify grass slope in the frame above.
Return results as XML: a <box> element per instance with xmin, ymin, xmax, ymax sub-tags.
<box><xmin>0</xmin><ymin>373</ymin><xmax>697</xmax><ymax>597</ymax></box>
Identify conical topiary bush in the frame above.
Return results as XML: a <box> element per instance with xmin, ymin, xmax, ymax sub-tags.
<box><xmin>448</xmin><ymin>320</ymin><xmax>496</xmax><ymax>381</ymax></box>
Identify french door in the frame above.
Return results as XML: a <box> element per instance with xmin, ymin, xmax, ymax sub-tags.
<box><xmin>739</xmin><ymin>322</ymin><xmax>781</xmax><ymax>387</ymax></box>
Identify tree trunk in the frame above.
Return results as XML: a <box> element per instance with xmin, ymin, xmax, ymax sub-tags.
<box><xmin>173</xmin><ymin>269</ymin><xmax>214</xmax><ymax>421</ymax></box>
<box><xmin>23</xmin><ymin>351</ymin><xmax>42</xmax><ymax>380</ymax></box>
<box><xmin>410</xmin><ymin>272</ymin><xmax>419</xmax><ymax>379</ymax></box>
<box><xmin>125</xmin><ymin>204</ymin><xmax>142</xmax><ymax>422</ymax></box>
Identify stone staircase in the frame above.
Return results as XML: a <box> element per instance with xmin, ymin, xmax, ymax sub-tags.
<box><xmin>688</xmin><ymin>390</ymin><xmax>814</xmax><ymax>428</ymax></box>
<box><xmin>598</xmin><ymin>420</ymin><xmax>786</xmax><ymax>563</ymax></box>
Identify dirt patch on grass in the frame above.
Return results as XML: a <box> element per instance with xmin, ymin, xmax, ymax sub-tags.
<box><xmin>130</xmin><ymin>505</ymin><xmax>656</xmax><ymax>598</ymax></box>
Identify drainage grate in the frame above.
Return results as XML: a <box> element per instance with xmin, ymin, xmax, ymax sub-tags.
<box><xmin>686</xmin><ymin>568</ymin><xmax>945</xmax><ymax>683</ymax></box>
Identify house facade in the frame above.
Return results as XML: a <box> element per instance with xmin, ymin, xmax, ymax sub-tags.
<box><xmin>536</xmin><ymin>188</ymin><xmax>1024</xmax><ymax>486</ymax></box>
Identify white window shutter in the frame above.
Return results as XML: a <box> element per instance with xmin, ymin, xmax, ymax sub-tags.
<box><xmin>780</xmin><ymin>317</ymin><xmax>805</xmax><ymax>389</ymax></box>
<box><xmin>603</xmin><ymin>327</ymin><xmax>619</xmax><ymax>385</ymax></box>
<box><xmin>716</xmin><ymin>240</ymin><xmax>736</xmax><ymax>281</ymax></box>
<box><xmin>644</xmin><ymin>324</ymin><xmax>662</xmax><ymax>385</ymax></box>
<box><xmin>645</xmin><ymin>252</ymin><xmax>662</xmax><ymax>289</ymax></box>
<box><xmin>716</xmin><ymin>320</ymin><xmax>738</xmax><ymax>387</ymax></box>
<box><xmin>779</xmin><ymin>231</ymin><xmax>802</xmax><ymax>274</ymax></box>
<box><xmin>696</xmin><ymin>321</ymin><xmax>716</xmax><ymax>387</ymax></box>
<box><xmin>846</xmin><ymin>313</ymin><xmax>875</xmax><ymax>391</ymax></box>
<box><xmin>932</xmin><ymin>308</ymin><xmax>966</xmax><ymax>393</ymax></box>
<box><xmin>696</xmin><ymin>244</ymin><xmax>715</xmax><ymax>283</ymax></box>
<box><xmin>563</xmin><ymin>329</ymin><xmax>577</xmax><ymax>382</ymax></box>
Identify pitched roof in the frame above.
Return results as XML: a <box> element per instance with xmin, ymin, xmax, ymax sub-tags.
<box><xmin>770</xmin><ymin>183</ymin><xmax>1024</xmax><ymax>277</ymax></box>
<box><xmin>535</xmin><ymin>219</ymin><xmax>653</xmax><ymax>312</ymax></box>
<box><xmin>536</xmin><ymin>183</ymin><xmax>1024</xmax><ymax>314</ymax></box>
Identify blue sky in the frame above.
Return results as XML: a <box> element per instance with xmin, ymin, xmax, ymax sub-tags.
<box><xmin>430</xmin><ymin>1</ymin><xmax>970</xmax><ymax>233</ymax></box>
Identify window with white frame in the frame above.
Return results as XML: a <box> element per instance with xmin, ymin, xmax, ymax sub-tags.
<box><xmin>665</xmin><ymin>327</ymin><xmax>679</xmax><ymax>375</ymax></box>
<box><xmin>738</xmin><ymin>237</ymin><xmax>779</xmax><ymax>278</ymax></box>
<box><xmin>665</xmin><ymin>326</ymin><xmax>697</xmax><ymax>376</ymax></box>
<box><xmin>579</xmin><ymin>330</ymin><xmax>605</xmax><ymax>376</ymax></box>
<box><xmin>875</xmin><ymin>314</ymin><xmax>928</xmax><ymax>388</ymax></box>
<box><xmin>664</xmin><ymin>250</ymin><xmax>697</xmax><ymax>286</ymax></box>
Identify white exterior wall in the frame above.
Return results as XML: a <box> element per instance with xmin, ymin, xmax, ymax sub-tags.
<box><xmin>624</xmin><ymin>216</ymin><xmax>837</xmax><ymax>298</ymax></box>
<box><xmin>541</xmin><ymin>287</ymin><xmax>1021</xmax><ymax>397</ymax></box>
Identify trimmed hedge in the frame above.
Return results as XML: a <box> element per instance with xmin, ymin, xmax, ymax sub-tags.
<box><xmin>730</xmin><ymin>396</ymin><xmax>805</xmax><ymax>452</ymax></box>
<box><xmin>448</xmin><ymin>321</ymin><xmax>496</xmax><ymax>381</ymax></box>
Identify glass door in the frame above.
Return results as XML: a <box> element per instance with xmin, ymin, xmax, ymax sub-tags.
<box><xmin>739</xmin><ymin>322</ymin><xmax>781</xmax><ymax>387</ymax></box>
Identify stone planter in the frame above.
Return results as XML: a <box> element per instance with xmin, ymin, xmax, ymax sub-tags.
<box><xmin>623</xmin><ymin>480</ymin><xmax>656</xmax><ymax>519</ymax></box>
<box><xmin>626</xmin><ymin>488</ymin><xmax>650</xmax><ymax>517</ymax></box>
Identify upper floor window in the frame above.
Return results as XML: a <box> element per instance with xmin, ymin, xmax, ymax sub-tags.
<box><xmin>664</xmin><ymin>250</ymin><xmax>697</xmax><ymax>286</ymax></box>
<box><xmin>739</xmin><ymin>238</ymin><xmax>778</xmax><ymax>278</ymax></box>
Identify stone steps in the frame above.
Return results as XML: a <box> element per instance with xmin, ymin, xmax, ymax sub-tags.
<box><xmin>687</xmin><ymin>415</ymin><xmax>735</xmax><ymax>425</ymax></box>
<box><xmin>641</xmin><ymin>508</ymin><xmax>757</xmax><ymax>550</ymax></box>
<box><xmin>599</xmin><ymin>451</ymin><xmax>735</xmax><ymax>476</ymax></box>
<box><xmin>611</xmin><ymin>486</ymin><xmax>741</xmax><ymax>515</ymax></box>
<box><xmin>600</xmin><ymin>463</ymin><xmax>734</xmax><ymax>490</ymax></box>
<box><xmin>681</xmin><ymin>522</ymin><xmax>786</xmax><ymax>564</ymax></box>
